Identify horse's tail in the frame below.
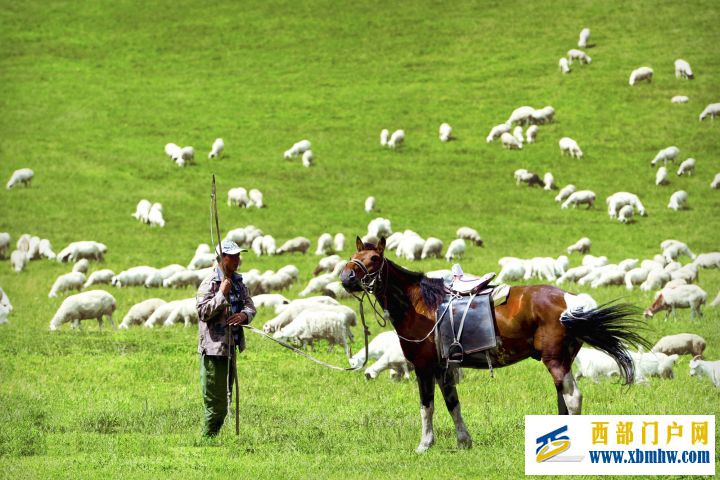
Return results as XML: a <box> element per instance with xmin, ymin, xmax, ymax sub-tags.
<box><xmin>561</xmin><ymin>301</ymin><xmax>650</xmax><ymax>385</ymax></box>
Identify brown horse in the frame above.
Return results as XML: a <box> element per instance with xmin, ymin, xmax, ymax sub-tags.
<box><xmin>341</xmin><ymin>237</ymin><xmax>649</xmax><ymax>453</ymax></box>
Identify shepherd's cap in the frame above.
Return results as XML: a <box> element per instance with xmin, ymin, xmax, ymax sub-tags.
<box><xmin>217</xmin><ymin>240</ymin><xmax>246</xmax><ymax>255</ymax></box>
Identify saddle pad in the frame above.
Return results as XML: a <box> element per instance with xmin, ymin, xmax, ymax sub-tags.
<box><xmin>437</xmin><ymin>293</ymin><xmax>497</xmax><ymax>360</ymax></box>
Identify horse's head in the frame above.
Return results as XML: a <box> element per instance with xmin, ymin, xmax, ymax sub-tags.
<box><xmin>340</xmin><ymin>236</ymin><xmax>386</xmax><ymax>293</ymax></box>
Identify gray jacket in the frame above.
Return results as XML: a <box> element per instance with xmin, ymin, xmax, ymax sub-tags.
<box><xmin>196</xmin><ymin>267</ymin><xmax>256</xmax><ymax>356</ymax></box>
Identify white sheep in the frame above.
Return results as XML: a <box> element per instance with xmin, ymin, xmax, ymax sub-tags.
<box><xmin>631</xmin><ymin>350</ymin><xmax>679</xmax><ymax>381</ymax></box>
<box><xmin>283</xmin><ymin>139</ymin><xmax>311</xmax><ymax>159</ymax></box>
<box><xmin>163</xmin><ymin>270</ymin><xmax>204</xmax><ymax>288</ymax></box>
<box><xmin>640</xmin><ymin>269</ymin><xmax>671</xmax><ymax>292</ymax></box>
<box><xmin>676</xmin><ymin>158</ymin><xmax>695</xmax><ymax>176</ymax></box>
<box><xmin>0</xmin><ymin>286</ymin><xmax>12</xmax><ymax>312</ymax></box>
<box><xmin>574</xmin><ymin>348</ymin><xmax>621</xmax><ymax>382</ymax></box>
<box><xmin>578</xmin><ymin>28</ymin><xmax>590</xmax><ymax>48</ymax></box>
<box><xmin>525</xmin><ymin>125</ymin><xmax>539</xmax><ymax>144</ymax></box>
<box><xmin>671</xmin><ymin>95</ymin><xmax>689</xmax><ymax>104</ymax></box>
<box><xmin>48</xmin><ymin>272</ymin><xmax>86</xmax><ymax>298</ymax></box>
<box><xmin>652</xmin><ymin>333</ymin><xmax>705</xmax><ymax>357</ymax></box>
<box><xmin>486</xmin><ymin>123</ymin><xmax>511</xmax><ymax>143</ymax></box>
<box><xmin>555</xmin><ymin>184</ymin><xmax>576</xmax><ymax>203</ymax></box>
<box><xmin>688</xmin><ymin>356</ymin><xmax>720</xmax><ymax>388</ymax></box>
<box><xmin>132</xmin><ymin>199</ymin><xmax>152</xmax><ymax>223</ymax></box>
<box><xmin>456</xmin><ymin>227</ymin><xmax>483</xmax><ymax>247</ymax></box>
<box><xmin>350</xmin><ymin>331</ymin><xmax>412</xmax><ymax>380</ymax></box>
<box><xmin>276</xmin><ymin>237</ymin><xmax>311</xmax><ymax>255</ymax></box>
<box><xmin>531</xmin><ymin>106</ymin><xmax>555</xmax><ymax>125</ymax></box>
<box><xmin>670</xmin><ymin>264</ymin><xmax>698</xmax><ymax>284</ymax></box>
<box><xmin>651</xmin><ymin>146</ymin><xmax>679</xmax><ymax>166</ymax></box>
<box><xmin>49</xmin><ymin>290</ymin><xmax>116</xmax><ymax>331</ymax></box>
<box><xmin>543</xmin><ymin>172</ymin><xmax>555</xmax><ymax>191</ymax></box>
<box><xmin>252</xmin><ymin>294</ymin><xmax>290</xmax><ymax>310</ymax></box>
<box><xmin>629</xmin><ymin>66</ymin><xmax>653</xmax><ymax>86</ymax></box>
<box><xmin>0</xmin><ymin>232</ymin><xmax>10</xmax><ymax>259</ymax></box>
<box><xmin>566</xmin><ymin>236</ymin><xmax>590</xmax><ymax>254</ymax></box>
<box><xmin>380</xmin><ymin>129</ymin><xmax>389</xmax><ymax>146</ymax></box>
<box><xmin>497</xmin><ymin>259</ymin><xmax>527</xmax><ymax>283</ymax></box>
<box><xmin>606</xmin><ymin>191</ymin><xmax>647</xmax><ymax>217</ymax></box>
<box><xmin>323</xmin><ymin>281</ymin><xmax>352</xmax><ymax>300</ymax></box>
<box><xmin>315</xmin><ymin>233</ymin><xmax>334</xmax><ymax>256</ymax></box>
<box><xmin>667</xmin><ymin>190</ymin><xmax>689</xmax><ymax>211</ymax></box>
<box><xmin>261</xmin><ymin>235</ymin><xmax>276</xmax><ymax>256</ymax></box>
<box><xmin>561</xmin><ymin>190</ymin><xmax>595</xmax><ymax>209</ymax></box>
<box><xmin>314</xmin><ymin>255</ymin><xmax>343</xmax><ymax>276</ymax></box>
<box><xmin>112</xmin><ymin>266</ymin><xmax>159</xmax><ymax>287</ymax></box>
<box><xmin>512</xmin><ymin>126</ymin><xmax>524</xmax><ymax>145</ymax></box>
<box><xmin>188</xmin><ymin>247</ymin><xmax>215</xmax><ymax>270</ymax></box>
<box><xmin>119</xmin><ymin>298</ymin><xmax>166</xmax><ymax>329</ymax></box>
<box><xmin>147</xmin><ymin>203</ymin><xmax>165</xmax><ymax>227</ymax></box>
<box><xmin>501</xmin><ymin>132</ymin><xmax>522</xmax><ymax>150</ymax></box>
<box><xmin>227</xmin><ymin>187</ymin><xmax>250</xmax><ymax>207</ymax></box>
<box><xmin>273</xmin><ymin>306</ymin><xmax>356</xmax><ymax>358</ymax></box>
<box><xmin>388</xmin><ymin>130</ymin><xmax>405</xmax><ymax>148</ymax></box>
<box><xmin>165</xmin><ymin>143</ymin><xmax>182</xmax><ymax>160</ymax></box>
<box><xmin>655</xmin><ymin>166</ymin><xmax>669</xmax><ymax>186</ymax></box>
<box><xmin>333</xmin><ymin>233</ymin><xmax>345</xmax><ymax>253</ymax></box>
<box><xmin>644</xmin><ymin>284</ymin><xmax>707</xmax><ymax>320</ymax></box>
<box><xmin>661</xmin><ymin>240</ymin><xmax>695</xmax><ymax>261</ymax></box>
<box><xmin>713</xmin><ymin>291</ymin><xmax>720</xmax><ymax>307</ymax></box>
<box><xmin>445</xmin><ymin>239</ymin><xmax>466</xmax><ymax>261</ymax></box>
<box><xmin>144</xmin><ymin>299</ymin><xmax>184</xmax><ymax>328</ymax></box>
<box><xmin>258</xmin><ymin>270</ymin><xmax>294</xmax><ymax>293</ymax></box>
<box><xmin>699</xmin><ymin>103</ymin><xmax>720</xmax><ymax>121</ymax></box>
<box><xmin>507</xmin><ymin>106</ymin><xmax>535</xmax><ymax>126</ymax></box>
<box><xmin>674</xmin><ymin>59</ymin><xmax>694</xmax><ymax>80</ymax></box>
<box><xmin>11</xmin><ymin>250</ymin><xmax>27</xmax><ymax>272</ymax></box>
<box><xmin>367</xmin><ymin>217</ymin><xmax>392</xmax><ymax>239</ymax></box>
<box><xmin>178</xmin><ymin>146</ymin><xmax>195</xmax><ymax>166</ymax></box>
<box><xmin>617</xmin><ymin>205</ymin><xmax>634</xmax><ymax>224</ymax></box>
<box><xmin>82</xmin><ymin>269</ymin><xmax>115</xmax><ymax>288</ymax></box>
<box><xmin>397</xmin><ymin>231</ymin><xmax>425</xmax><ymax>261</ymax></box>
<box><xmin>163</xmin><ymin>298</ymin><xmax>198</xmax><ymax>327</ymax></box>
<box><xmin>711</xmin><ymin>173</ymin><xmax>720</xmax><ymax>189</ymax></box>
<box><xmin>208</xmin><ymin>138</ymin><xmax>224</xmax><ymax>159</ymax></box>
<box><xmin>582</xmin><ymin>255</ymin><xmax>608</xmax><ymax>269</ymax></box>
<box><xmin>439</xmin><ymin>123</ymin><xmax>452</xmax><ymax>142</ymax></box>
<box><xmin>364</xmin><ymin>196</ymin><xmax>376</xmax><ymax>214</ymax></box>
<box><xmin>693</xmin><ymin>252</ymin><xmax>720</xmax><ymax>269</ymax></box>
<box><xmin>559</xmin><ymin>57</ymin><xmax>570</xmax><ymax>74</ymax></box>
<box><xmin>555</xmin><ymin>266</ymin><xmax>591</xmax><ymax>285</ymax></box>
<box><xmin>559</xmin><ymin>137</ymin><xmax>583</xmax><ymax>158</ymax></box>
<box><xmin>624</xmin><ymin>267</ymin><xmax>650</xmax><ymax>289</ymax></box>
<box><xmin>567</xmin><ymin>49</ymin><xmax>591</xmax><ymax>64</ymax></box>
<box><xmin>72</xmin><ymin>259</ymin><xmax>89</xmax><ymax>274</ymax></box>
<box><xmin>302</xmin><ymin>150</ymin><xmax>314</xmax><ymax>167</ymax></box>
<box><xmin>299</xmin><ymin>273</ymin><xmax>338</xmax><ymax>298</ymax></box>
<box><xmin>6</xmin><ymin>168</ymin><xmax>34</xmax><ymax>189</ymax></box>
<box><xmin>248</xmin><ymin>189</ymin><xmax>264</xmax><ymax>208</ymax></box>
<box><xmin>514</xmin><ymin>169</ymin><xmax>543</xmax><ymax>187</ymax></box>
<box><xmin>421</xmin><ymin>237</ymin><xmax>443</xmax><ymax>260</ymax></box>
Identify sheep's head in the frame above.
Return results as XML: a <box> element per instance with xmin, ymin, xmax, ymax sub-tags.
<box><xmin>688</xmin><ymin>356</ymin><xmax>702</xmax><ymax>376</ymax></box>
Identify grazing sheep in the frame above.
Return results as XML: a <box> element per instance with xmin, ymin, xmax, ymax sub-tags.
<box><xmin>133</xmin><ymin>199</ymin><xmax>152</xmax><ymax>223</ymax></box>
<box><xmin>676</xmin><ymin>158</ymin><xmax>695</xmax><ymax>176</ymax></box>
<box><xmin>397</xmin><ymin>231</ymin><xmax>425</xmax><ymax>261</ymax></box>
<box><xmin>227</xmin><ymin>187</ymin><xmax>250</xmax><ymax>208</ymax></box>
<box><xmin>112</xmin><ymin>266</ymin><xmax>159</xmax><ymax>287</ymax></box>
<box><xmin>543</xmin><ymin>172</ymin><xmax>556</xmax><ymax>191</ymax></box>
<box><xmin>165</xmin><ymin>143</ymin><xmax>182</xmax><ymax>161</ymax></box>
<box><xmin>49</xmin><ymin>290</ymin><xmax>116</xmax><ymax>331</ymax></box>
<box><xmin>144</xmin><ymin>299</ymin><xmax>184</xmax><ymax>328</ymax></box>
<box><xmin>574</xmin><ymin>348</ymin><xmax>621</xmax><ymax>382</ymax></box>
<box><xmin>0</xmin><ymin>286</ymin><xmax>12</xmax><ymax>312</ymax></box>
<box><xmin>559</xmin><ymin>57</ymin><xmax>570</xmax><ymax>74</ymax></box>
<box><xmin>561</xmin><ymin>190</ymin><xmax>595</xmax><ymax>209</ymax></box>
<box><xmin>606</xmin><ymin>191</ymin><xmax>647</xmax><ymax>217</ymax></box>
<box><xmin>514</xmin><ymin>169</ymin><xmax>544</xmax><ymax>187</ymax></box>
<box><xmin>531</xmin><ymin>106</ymin><xmax>555</xmax><ymax>125</ymax></box>
<box><xmin>624</xmin><ymin>267</ymin><xmax>650</xmax><ymax>289</ymax></box>
<box><xmin>669</xmin><ymin>264</ymin><xmax>698</xmax><ymax>284</ymax></box>
<box><xmin>456</xmin><ymin>227</ymin><xmax>483</xmax><ymax>247</ymax></box>
<box><xmin>248</xmin><ymin>189</ymin><xmax>264</xmax><ymax>208</ymax></box>
<box><xmin>439</xmin><ymin>123</ymin><xmax>452</xmax><ymax>142</ymax></box>
<box><xmin>0</xmin><ymin>233</ymin><xmax>10</xmax><ymax>259</ymax></box>
<box><xmin>252</xmin><ymin>294</ymin><xmax>290</xmax><ymax>310</ymax></box>
<box><xmin>671</xmin><ymin>95</ymin><xmax>689</xmax><ymax>104</ymax></box>
<box><xmin>119</xmin><ymin>298</ymin><xmax>166</xmax><ymax>329</ymax></box>
<box><xmin>656</xmin><ymin>166</ymin><xmax>669</xmax><ymax>186</ymax></box>
<box><xmin>163</xmin><ymin>298</ymin><xmax>199</xmax><ymax>327</ymax></box>
<box><xmin>631</xmin><ymin>350</ymin><xmax>679</xmax><ymax>380</ymax></box>
<box><xmin>617</xmin><ymin>205</ymin><xmax>634</xmax><ymax>224</ymax></box>
<box><xmin>48</xmin><ymin>272</ymin><xmax>85</xmax><ymax>297</ymax></box>
<box><xmin>283</xmin><ymin>139</ymin><xmax>311</xmax><ymax>159</ymax></box>
<box><xmin>526</xmin><ymin>125</ymin><xmax>539</xmax><ymax>144</ymax></box>
<box><xmin>688</xmin><ymin>356</ymin><xmax>720</xmax><ymax>388</ymax></box>
<box><xmin>188</xmin><ymin>244</ymin><xmax>215</xmax><ymax>270</ymax></box>
<box><xmin>693</xmin><ymin>252</ymin><xmax>720</xmax><ymax>269</ymax></box>
<box><xmin>178</xmin><ymin>146</ymin><xmax>195</xmax><ymax>166</ymax></box>
<box><xmin>445</xmin><ymin>239</ymin><xmax>466</xmax><ymax>261</ymax></box>
<box><xmin>0</xmin><ymin>304</ymin><xmax>8</xmax><ymax>325</ymax></box>
<box><xmin>299</xmin><ymin>273</ymin><xmax>338</xmax><ymax>298</ymax></box>
<box><xmin>350</xmin><ymin>331</ymin><xmax>412</xmax><ymax>380</ymax></box>
<box><xmin>258</xmin><ymin>270</ymin><xmax>294</xmax><ymax>294</ymax></box>
<box><xmin>323</xmin><ymin>281</ymin><xmax>352</xmax><ymax>300</ymax></box>
<box><xmin>83</xmin><ymin>269</ymin><xmax>115</xmax><ymax>288</ymax></box>
<box><xmin>497</xmin><ymin>259</ymin><xmax>527</xmax><ymax>283</ymax></box>
<box><xmin>651</xmin><ymin>146</ymin><xmax>679</xmax><ymax>166</ymax></box>
<box><xmin>512</xmin><ymin>126</ymin><xmax>524</xmax><ymax>145</ymax></box>
<box><xmin>661</xmin><ymin>240</ymin><xmax>695</xmax><ymax>260</ymax></box>
<box><xmin>380</xmin><ymin>129</ymin><xmax>389</xmax><ymax>146</ymax></box>
<box><xmin>421</xmin><ymin>237</ymin><xmax>443</xmax><ymax>260</ymax></box>
<box><xmin>148</xmin><ymin>203</ymin><xmax>165</xmax><ymax>227</ymax></box>
<box><xmin>486</xmin><ymin>123</ymin><xmax>511</xmax><ymax>143</ymax></box>
<box><xmin>674</xmin><ymin>59</ymin><xmax>694</xmax><ymax>80</ymax></box>
<box><xmin>629</xmin><ymin>67</ymin><xmax>653</xmax><ymax>86</ymax></box>
<box><xmin>302</xmin><ymin>150</ymin><xmax>314</xmax><ymax>168</ymax></box>
<box><xmin>364</xmin><ymin>196</ymin><xmax>375</xmax><ymax>214</ymax></box>
<box><xmin>333</xmin><ymin>233</ymin><xmax>345</xmax><ymax>253</ymax></box>
<box><xmin>501</xmin><ymin>132</ymin><xmax>522</xmax><ymax>150</ymax></box>
<box><xmin>640</xmin><ymin>269</ymin><xmax>671</xmax><ymax>292</ymax></box>
<box><xmin>208</xmin><ymin>138</ymin><xmax>224</xmax><ymax>159</ymax></box>
<box><xmin>507</xmin><ymin>106</ymin><xmax>535</xmax><ymax>126</ymax></box>
<box><xmin>555</xmin><ymin>266</ymin><xmax>591</xmax><ymax>285</ymax></box>
<box><xmin>313</xmin><ymin>255</ymin><xmax>343</xmax><ymax>277</ymax></box>
<box><xmin>163</xmin><ymin>270</ymin><xmax>204</xmax><ymax>288</ymax></box>
<box><xmin>6</xmin><ymin>168</ymin><xmax>34</xmax><ymax>189</ymax></box>
<box><xmin>644</xmin><ymin>284</ymin><xmax>707</xmax><ymax>320</ymax></box>
<box><xmin>11</xmin><ymin>250</ymin><xmax>27</xmax><ymax>272</ymax></box>
<box><xmin>559</xmin><ymin>137</ymin><xmax>583</xmax><ymax>158</ymax></box>
<box><xmin>652</xmin><ymin>333</ymin><xmax>705</xmax><ymax>358</ymax></box>
<box><xmin>582</xmin><ymin>255</ymin><xmax>608</xmax><ymax>269</ymax></box>
<box><xmin>367</xmin><ymin>217</ymin><xmax>392</xmax><ymax>239</ymax></box>
<box><xmin>711</xmin><ymin>173</ymin><xmax>720</xmax><ymax>189</ymax></box>
<box><xmin>276</xmin><ymin>237</ymin><xmax>311</xmax><ymax>255</ymax></box>
<box><xmin>578</xmin><ymin>28</ymin><xmax>590</xmax><ymax>48</ymax></box>
<box><xmin>567</xmin><ymin>49</ymin><xmax>591</xmax><ymax>64</ymax></box>
<box><xmin>273</xmin><ymin>306</ymin><xmax>356</xmax><ymax>358</ymax></box>
<box><xmin>699</xmin><ymin>103</ymin><xmax>720</xmax><ymax>121</ymax></box>
<box><xmin>667</xmin><ymin>190</ymin><xmax>689</xmax><ymax>211</ymax></box>
<box><xmin>316</xmin><ymin>233</ymin><xmax>334</xmax><ymax>256</ymax></box>
<box><xmin>555</xmin><ymin>184</ymin><xmax>576</xmax><ymax>203</ymax></box>
<box><xmin>72</xmin><ymin>259</ymin><xmax>89</xmax><ymax>274</ymax></box>
<box><xmin>566</xmin><ymin>237</ymin><xmax>590</xmax><ymax>254</ymax></box>
<box><xmin>388</xmin><ymin>130</ymin><xmax>405</xmax><ymax>148</ymax></box>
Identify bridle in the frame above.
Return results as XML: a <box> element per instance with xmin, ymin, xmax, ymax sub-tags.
<box><xmin>348</xmin><ymin>256</ymin><xmax>386</xmax><ymax>295</ymax></box>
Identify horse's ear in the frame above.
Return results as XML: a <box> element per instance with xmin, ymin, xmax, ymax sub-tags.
<box><xmin>355</xmin><ymin>236</ymin><xmax>364</xmax><ymax>252</ymax></box>
<box><xmin>377</xmin><ymin>236</ymin><xmax>386</xmax><ymax>256</ymax></box>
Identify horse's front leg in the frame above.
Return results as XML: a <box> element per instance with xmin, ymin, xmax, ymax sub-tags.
<box><xmin>415</xmin><ymin>370</ymin><xmax>436</xmax><ymax>453</ymax></box>
<box><xmin>438</xmin><ymin>369</ymin><xmax>473</xmax><ymax>449</ymax></box>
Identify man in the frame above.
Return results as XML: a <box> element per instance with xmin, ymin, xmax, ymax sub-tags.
<box><xmin>196</xmin><ymin>239</ymin><xmax>256</xmax><ymax>437</ymax></box>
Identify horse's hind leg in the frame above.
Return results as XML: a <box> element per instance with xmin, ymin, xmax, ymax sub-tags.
<box><xmin>415</xmin><ymin>371</ymin><xmax>436</xmax><ymax>453</ymax></box>
<box><xmin>543</xmin><ymin>357</ymin><xmax>582</xmax><ymax>415</ymax></box>
<box><xmin>438</xmin><ymin>370</ymin><xmax>472</xmax><ymax>449</ymax></box>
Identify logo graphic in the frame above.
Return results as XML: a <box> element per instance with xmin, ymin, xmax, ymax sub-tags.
<box><xmin>536</xmin><ymin>425</ymin><xmax>571</xmax><ymax>462</ymax></box>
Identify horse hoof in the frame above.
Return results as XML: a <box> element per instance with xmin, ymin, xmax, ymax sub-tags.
<box><xmin>415</xmin><ymin>441</ymin><xmax>434</xmax><ymax>454</ymax></box>
<box><xmin>458</xmin><ymin>436</ymin><xmax>473</xmax><ymax>449</ymax></box>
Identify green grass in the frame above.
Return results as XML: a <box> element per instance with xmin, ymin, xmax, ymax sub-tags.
<box><xmin>1</xmin><ymin>0</ymin><xmax>719</xmax><ymax>478</ymax></box>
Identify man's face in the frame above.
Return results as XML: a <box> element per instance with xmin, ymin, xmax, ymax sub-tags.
<box><xmin>222</xmin><ymin>253</ymin><xmax>240</xmax><ymax>273</ymax></box>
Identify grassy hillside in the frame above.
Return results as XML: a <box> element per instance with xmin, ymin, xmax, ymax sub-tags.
<box><xmin>0</xmin><ymin>0</ymin><xmax>719</xmax><ymax>478</ymax></box>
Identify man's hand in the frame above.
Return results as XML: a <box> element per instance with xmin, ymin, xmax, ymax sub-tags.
<box><xmin>220</xmin><ymin>278</ymin><xmax>232</xmax><ymax>297</ymax></box>
<box><xmin>227</xmin><ymin>312</ymin><xmax>248</xmax><ymax>326</ymax></box>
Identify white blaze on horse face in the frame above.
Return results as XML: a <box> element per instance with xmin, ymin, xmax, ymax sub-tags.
<box><xmin>562</xmin><ymin>372</ymin><xmax>582</xmax><ymax>415</ymax></box>
<box><xmin>416</xmin><ymin>402</ymin><xmax>435</xmax><ymax>453</ymax></box>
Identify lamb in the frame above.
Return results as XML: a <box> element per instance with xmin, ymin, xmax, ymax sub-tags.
<box><xmin>652</xmin><ymin>333</ymin><xmax>705</xmax><ymax>358</ymax></box>
<box><xmin>208</xmin><ymin>138</ymin><xmax>224</xmax><ymax>159</ymax></box>
<box><xmin>132</xmin><ymin>199</ymin><xmax>152</xmax><ymax>223</ymax></box>
<box><xmin>455</xmin><ymin>227</ymin><xmax>482</xmax><ymax>248</ymax></box>
<box><xmin>667</xmin><ymin>190</ymin><xmax>689</xmax><ymax>210</ymax></box>
<box><xmin>561</xmin><ymin>190</ymin><xmax>595</xmax><ymax>209</ymax></box>
<box><xmin>526</xmin><ymin>125</ymin><xmax>538</xmax><ymax>143</ymax></box>
<box><xmin>530</xmin><ymin>106</ymin><xmax>555</xmax><ymax>125</ymax></box>
<box><xmin>163</xmin><ymin>270</ymin><xmax>205</xmax><ymax>288</ymax></box>
<box><xmin>669</xmin><ymin>264</ymin><xmax>698</xmax><ymax>284</ymax></box>
<box><xmin>349</xmin><ymin>331</ymin><xmax>412</xmax><ymax>380</ymax></box>
<box><xmin>283</xmin><ymin>139</ymin><xmax>311</xmax><ymax>159</ymax></box>
<box><xmin>397</xmin><ymin>231</ymin><xmax>425</xmax><ymax>261</ymax></box>
<box><xmin>439</xmin><ymin>123</ymin><xmax>452</xmax><ymax>142</ymax></box>
<box><xmin>315</xmin><ymin>233</ymin><xmax>334</xmax><ymax>256</ymax></box>
<box><xmin>273</xmin><ymin>306</ymin><xmax>356</xmax><ymax>358</ymax></box>
<box><xmin>380</xmin><ymin>129</ymin><xmax>389</xmax><ymax>146</ymax></box>
<box><xmin>512</xmin><ymin>126</ymin><xmax>524</xmax><ymax>145</ymax></box>
<box><xmin>486</xmin><ymin>123</ymin><xmax>511</xmax><ymax>143</ymax></box>
<box><xmin>11</xmin><ymin>250</ymin><xmax>28</xmax><ymax>272</ymax></box>
<box><xmin>227</xmin><ymin>187</ymin><xmax>249</xmax><ymax>207</ymax></box>
<box><xmin>49</xmin><ymin>290</ymin><xmax>116</xmax><ymax>331</ymax></box>
<box><xmin>507</xmin><ymin>106</ymin><xmax>535</xmax><ymax>125</ymax></box>
<box><xmin>146</xmin><ymin>203</ymin><xmax>164</xmax><ymax>227</ymax></box>
<box><xmin>567</xmin><ymin>49</ymin><xmax>591</xmax><ymax>64</ymax></box>
<box><xmin>582</xmin><ymin>255</ymin><xmax>608</xmax><ymax>268</ymax></box>
<box><xmin>367</xmin><ymin>217</ymin><xmax>392</xmax><ymax>239</ymax></box>
<box><xmin>119</xmin><ymin>298</ymin><xmax>166</xmax><ymax>329</ymax></box>
<box><xmin>624</xmin><ymin>267</ymin><xmax>650</xmax><ymax>289</ymax></box>
<box><xmin>248</xmin><ymin>189</ymin><xmax>264</xmax><ymax>208</ymax></box>
<box><xmin>578</xmin><ymin>28</ymin><xmax>590</xmax><ymax>48</ymax></box>
<box><xmin>252</xmin><ymin>294</ymin><xmax>290</xmax><ymax>310</ymax></box>
<box><xmin>163</xmin><ymin>298</ymin><xmax>199</xmax><ymax>327</ymax></box>
<box><xmin>543</xmin><ymin>173</ymin><xmax>556</xmax><ymax>191</ymax></box>
<box><xmin>112</xmin><ymin>266</ymin><xmax>159</xmax><ymax>287</ymax></box>
<box><xmin>165</xmin><ymin>143</ymin><xmax>182</xmax><ymax>160</ymax></box>
<box><xmin>299</xmin><ymin>273</ymin><xmax>338</xmax><ymax>298</ymax></box>
<box><xmin>629</xmin><ymin>67</ymin><xmax>653</xmax><ymax>86</ymax></box>
<box><xmin>606</xmin><ymin>191</ymin><xmax>647</xmax><ymax>217</ymax></box>
<box><xmin>421</xmin><ymin>237</ymin><xmax>443</xmax><ymax>260</ymax></box>
<box><xmin>514</xmin><ymin>169</ymin><xmax>543</xmax><ymax>187</ymax></box>
<box><xmin>388</xmin><ymin>130</ymin><xmax>405</xmax><ymax>148</ymax></box>
<box><xmin>631</xmin><ymin>350</ymin><xmax>679</xmax><ymax>380</ymax></box>
<box><xmin>555</xmin><ymin>184</ymin><xmax>576</xmax><ymax>203</ymax></box>
<box><xmin>48</xmin><ymin>272</ymin><xmax>86</xmax><ymax>298</ymax></box>
<box><xmin>699</xmin><ymin>103</ymin><xmax>720</xmax><ymax>121</ymax></box>
<box><xmin>676</xmin><ymin>158</ymin><xmax>695</xmax><ymax>176</ymax></box>
<box><xmin>651</xmin><ymin>146</ymin><xmax>679</xmax><ymax>166</ymax></box>
<box><xmin>640</xmin><ymin>269</ymin><xmax>671</xmax><ymax>292</ymax></box>
<box><xmin>0</xmin><ymin>232</ymin><xmax>10</xmax><ymax>259</ymax></box>
<box><xmin>574</xmin><ymin>348</ymin><xmax>621</xmax><ymax>382</ymax></box>
<box><xmin>566</xmin><ymin>237</ymin><xmax>591</xmax><ymax>254</ymax></box>
<box><xmin>314</xmin><ymin>255</ymin><xmax>343</xmax><ymax>276</ymax></box>
<box><xmin>559</xmin><ymin>57</ymin><xmax>570</xmax><ymax>74</ymax></box>
<box><xmin>674</xmin><ymin>59</ymin><xmax>694</xmax><ymax>80</ymax></box>
<box><xmin>72</xmin><ymin>259</ymin><xmax>89</xmax><ymax>274</ymax></box>
<box><xmin>258</xmin><ymin>270</ymin><xmax>294</xmax><ymax>293</ymax></box>
<box><xmin>555</xmin><ymin>266</ymin><xmax>590</xmax><ymax>285</ymax></box>
<box><xmin>661</xmin><ymin>240</ymin><xmax>695</xmax><ymax>261</ymax></box>
<box><xmin>6</xmin><ymin>168</ymin><xmax>34</xmax><ymax>189</ymax></box>
<box><xmin>688</xmin><ymin>356</ymin><xmax>720</xmax><ymax>388</ymax></box>
<box><xmin>276</xmin><ymin>237</ymin><xmax>311</xmax><ymax>255</ymax></box>
<box><xmin>445</xmin><ymin>239</ymin><xmax>466</xmax><ymax>261</ymax></box>
<box><xmin>711</xmin><ymin>173</ymin><xmax>720</xmax><ymax>189</ymax></box>
<box><xmin>693</xmin><ymin>252</ymin><xmax>720</xmax><ymax>269</ymax></box>
<box><xmin>501</xmin><ymin>132</ymin><xmax>522</xmax><ymax>149</ymax></box>
<box><xmin>251</xmin><ymin>236</ymin><xmax>264</xmax><ymax>257</ymax></box>
<box><xmin>188</xmin><ymin>244</ymin><xmax>215</xmax><ymax>270</ymax></box>
<box><xmin>302</xmin><ymin>150</ymin><xmax>314</xmax><ymax>168</ymax></box>
<box><xmin>617</xmin><ymin>205</ymin><xmax>634</xmax><ymax>224</ymax></box>
<box><xmin>655</xmin><ymin>166</ymin><xmax>669</xmax><ymax>186</ymax></box>
<box><xmin>559</xmin><ymin>137</ymin><xmax>583</xmax><ymax>158</ymax></box>
<box><xmin>323</xmin><ymin>281</ymin><xmax>352</xmax><ymax>300</ymax></box>
<box><xmin>82</xmin><ymin>269</ymin><xmax>115</xmax><ymax>288</ymax></box>
<box><xmin>671</xmin><ymin>95</ymin><xmax>689</xmax><ymax>104</ymax></box>
<box><xmin>644</xmin><ymin>284</ymin><xmax>707</xmax><ymax>320</ymax></box>
<box><xmin>589</xmin><ymin>266</ymin><xmax>625</xmax><ymax>288</ymax></box>
<box><xmin>178</xmin><ymin>146</ymin><xmax>195</xmax><ymax>166</ymax></box>
<box><xmin>144</xmin><ymin>299</ymin><xmax>184</xmax><ymax>328</ymax></box>
<box><xmin>364</xmin><ymin>196</ymin><xmax>375</xmax><ymax>214</ymax></box>
<box><xmin>497</xmin><ymin>259</ymin><xmax>527</xmax><ymax>283</ymax></box>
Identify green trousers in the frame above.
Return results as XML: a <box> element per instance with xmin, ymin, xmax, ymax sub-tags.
<box><xmin>200</xmin><ymin>354</ymin><xmax>235</xmax><ymax>437</ymax></box>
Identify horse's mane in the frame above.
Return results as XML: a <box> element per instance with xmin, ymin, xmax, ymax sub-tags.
<box><xmin>386</xmin><ymin>258</ymin><xmax>446</xmax><ymax>310</ymax></box>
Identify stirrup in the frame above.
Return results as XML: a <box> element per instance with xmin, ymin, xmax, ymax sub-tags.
<box><xmin>447</xmin><ymin>341</ymin><xmax>464</xmax><ymax>364</ymax></box>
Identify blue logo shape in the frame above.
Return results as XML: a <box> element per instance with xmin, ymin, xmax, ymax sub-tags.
<box><xmin>536</xmin><ymin>425</ymin><xmax>571</xmax><ymax>462</ymax></box>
